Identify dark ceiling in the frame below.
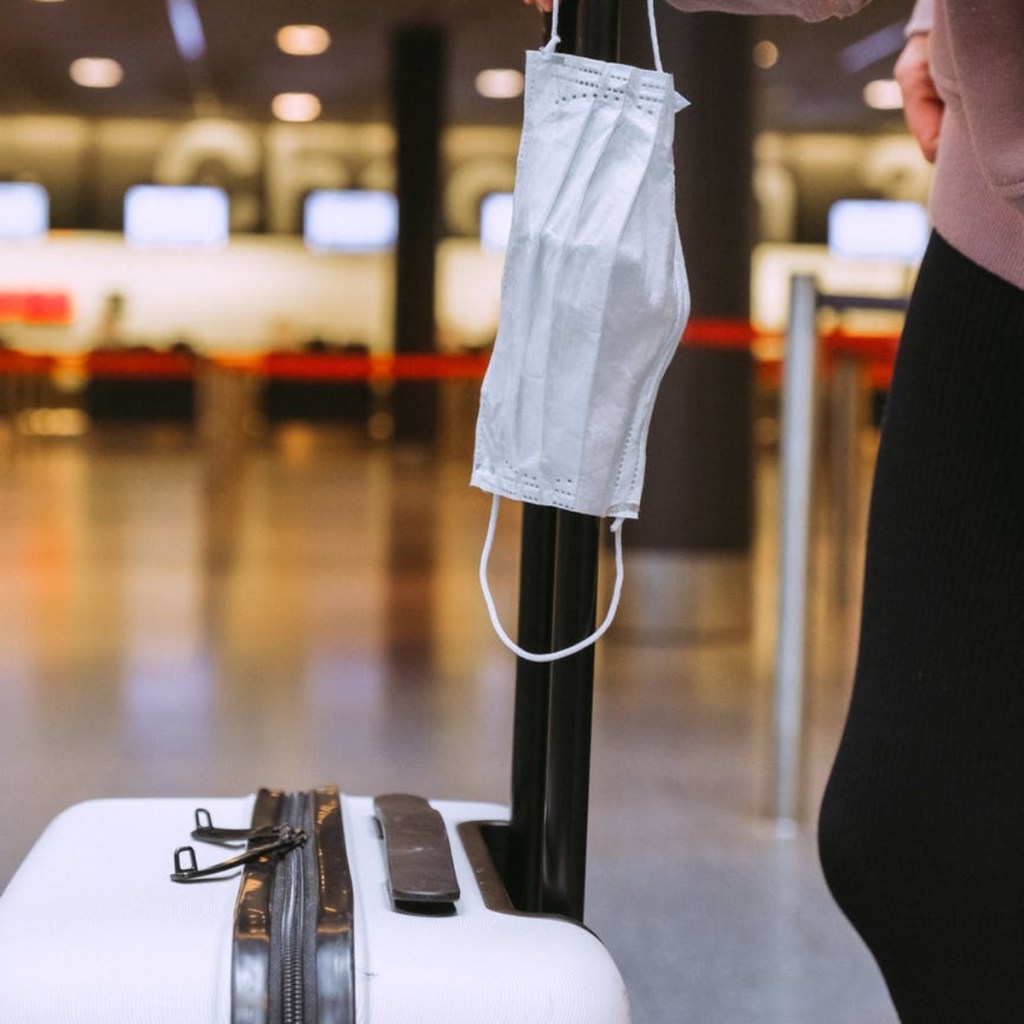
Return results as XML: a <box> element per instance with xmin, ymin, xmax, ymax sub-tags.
<box><xmin>3</xmin><ymin>0</ymin><xmax>914</xmax><ymax>132</ymax></box>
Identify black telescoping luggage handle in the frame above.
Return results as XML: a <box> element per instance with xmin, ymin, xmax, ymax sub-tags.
<box><xmin>505</xmin><ymin>0</ymin><xmax>622</xmax><ymax>926</ymax></box>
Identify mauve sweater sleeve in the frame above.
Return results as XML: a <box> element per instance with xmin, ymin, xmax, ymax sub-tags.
<box><xmin>663</xmin><ymin>0</ymin><xmax>869</xmax><ymax>20</ymax></box>
<box><xmin>905</xmin><ymin>0</ymin><xmax>934</xmax><ymax>35</ymax></box>
<box><xmin>941</xmin><ymin>0</ymin><xmax>1024</xmax><ymax>214</ymax></box>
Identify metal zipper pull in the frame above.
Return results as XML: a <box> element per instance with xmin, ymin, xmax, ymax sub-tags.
<box><xmin>190</xmin><ymin>807</ymin><xmax>287</xmax><ymax>847</ymax></box>
<box><xmin>171</xmin><ymin>827</ymin><xmax>307</xmax><ymax>883</ymax></box>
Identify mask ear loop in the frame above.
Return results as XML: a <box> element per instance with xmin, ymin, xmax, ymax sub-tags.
<box><xmin>479</xmin><ymin>494</ymin><xmax>625</xmax><ymax>664</ymax></box>
<box><xmin>647</xmin><ymin>0</ymin><xmax>664</xmax><ymax>72</ymax></box>
<box><xmin>543</xmin><ymin>0</ymin><xmax>663</xmax><ymax>71</ymax></box>
<box><xmin>542</xmin><ymin>0</ymin><xmax>561</xmax><ymax>54</ymax></box>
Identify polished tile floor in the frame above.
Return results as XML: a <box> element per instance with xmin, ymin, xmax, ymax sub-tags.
<box><xmin>0</xmin><ymin>390</ymin><xmax>896</xmax><ymax>1022</ymax></box>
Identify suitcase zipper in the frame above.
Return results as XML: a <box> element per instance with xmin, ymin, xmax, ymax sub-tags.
<box><xmin>176</xmin><ymin>789</ymin><xmax>354</xmax><ymax>1024</ymax></box>
<box><xmin>277</xmin><ymin>791</ymin><xmax>310</xmax><ymax>1024</ymax></box>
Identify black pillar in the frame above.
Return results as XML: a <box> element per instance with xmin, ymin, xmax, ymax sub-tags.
<box><xmin>666</xmin><ymin>12</ymin><xmax>756</xmax><ymax>320</ymax></box>
<box><xmin>623</xmin><ymin>7</ymin><xmax>756</xmax><ymax>554</ymax></box>
<box><xmin>391</xmin><ymin>26</ymin><xmax>444</xmax><ymax>442</ymax></box>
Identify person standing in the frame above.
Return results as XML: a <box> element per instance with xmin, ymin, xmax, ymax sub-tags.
<box><xmin>521</xmin><ymin>0</ymin><xmax>1024</xmax><ymax>1017</ymax></box>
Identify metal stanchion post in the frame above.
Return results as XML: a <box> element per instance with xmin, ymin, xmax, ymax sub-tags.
<box><xmin>772</xmin><ymin>274</ymin><xmax>818</xmax><ymax>832</ymax></box>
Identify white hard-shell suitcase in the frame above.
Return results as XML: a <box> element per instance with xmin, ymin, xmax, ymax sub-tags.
<box><xmin>0</xmin><ymin>2</ymin><xmax>646</xmax><ymax>1019</ymax></box>
<box><xmin>0</xmin><ymin>789</ymin><xmax>629</xmax><ymax>1023</ymax></box>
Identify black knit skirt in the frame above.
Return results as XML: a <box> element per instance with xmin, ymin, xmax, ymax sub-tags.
<box><xmin>818</xmin><ymin>231</ymin><xmax>1024</xmax><ymax>1022</ymax></box>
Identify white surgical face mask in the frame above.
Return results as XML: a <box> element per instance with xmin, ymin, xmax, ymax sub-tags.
<box><xmin>473</xmin><ymin>0</ymin><xmax>691</xmax><ymax>662</ymax></box>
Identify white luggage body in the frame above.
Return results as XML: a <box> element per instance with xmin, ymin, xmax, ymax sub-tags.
<box><xmin>0</xmin><ymin>793</ymin><xmax>630</xmax><ymax>1023</ymax></box>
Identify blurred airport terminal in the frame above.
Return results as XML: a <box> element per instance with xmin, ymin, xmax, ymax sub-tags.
<box><xmin>0</xmin><ymin>0</ymin><xmax>927</xmax><ymax>1019</ymax></box>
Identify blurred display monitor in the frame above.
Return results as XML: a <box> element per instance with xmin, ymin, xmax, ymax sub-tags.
<box><xmin>479</xmin><ymin>192</ymin><xmax>513</xmax><ymax>252</ymax></box>
<box><xmin>828</xmin><ymin>199</ymin><xmax>929</xmax><ymax>263</ymax></box>
<box><xmin>124</xmin><ymin>185</ymin><xmax>229</xmax><ymax>247</ymax></box>
<box><xmin>304</xmin><ymin>190</ymin><xmax>398</xmax><ymax>253</ymax></box>
<box><xmin>0</xmin><ymin>182</ymin><xmax>49</xmax><ymax>239</ymax></box>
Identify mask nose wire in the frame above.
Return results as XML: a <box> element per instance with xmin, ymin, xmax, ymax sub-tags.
<box><xmin>479</xmin><ymin>494</ymin><xmax>625</xmax><ymax>664</ymax></box>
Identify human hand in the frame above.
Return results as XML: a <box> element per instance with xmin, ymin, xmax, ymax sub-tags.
<box><xmin>894</xmin><ymin>33</ymin><xmax>943</xmax><ymax>163</ymax></box>
<box><xmin>522</xmin><ymin>0</ymin><xmax>553</xmax><ymax>11</ymax></box>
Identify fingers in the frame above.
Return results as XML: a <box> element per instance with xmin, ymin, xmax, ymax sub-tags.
<box><xmin>894</xmin><ymin>33</ymin><xmax>944</xmax><ymax>164</ymax></box>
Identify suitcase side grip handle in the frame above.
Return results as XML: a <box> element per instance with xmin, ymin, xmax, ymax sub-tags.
<box><xmin>373</xmin><ymin>794</ymin><xmax>461</xmax><ymax>914</ymax></box>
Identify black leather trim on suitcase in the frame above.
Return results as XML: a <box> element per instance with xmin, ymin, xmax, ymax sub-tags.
<box><xmin>233</xmin><ymin>788</ymin><xmax>282</xmax><ymax>1023</ymax></box>
<box><xmin>232</xmin><ymin>788</ymin><xmax>354</xmax><ymax>1024</ymax></box>
<box><xmin>310</xmin><ymin>787</ymin><xmax>355</xmax><ymax>1023</ymax></box>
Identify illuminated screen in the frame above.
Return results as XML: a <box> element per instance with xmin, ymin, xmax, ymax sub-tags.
<box><xmin>480</xmin><ymin>192</ymin><xmax>514</xmax><ymax>251</ymax></box>
<box><xmin>0</xmin><ymin>182</ymin><xmax>49</xmax><ymax>239</ymax></box>
<box><xmin>828</xmin><ymin>200</ymin><xmax>929</xmax><ymax>262</ymax></box>
<box><xmin>304</xmin><ymin>190</ymin><xmax>398</xmax><ymax>252</ymax></box>
<box><xmin>124</xmin><ymin>185</ymin><xmax>229</xmax><ymax>247</ymax></box>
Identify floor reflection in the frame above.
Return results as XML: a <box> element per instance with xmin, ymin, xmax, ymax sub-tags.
<box><xmin>0</xmin><ymin>407</ymin><xmax>892</xmax><ymax>1023</ymax></box>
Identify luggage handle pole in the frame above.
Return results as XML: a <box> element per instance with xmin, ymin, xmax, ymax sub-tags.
<box><xmin>542</xmin><ymin>509</ymin><xmax>601</xmax><ymax>922</ymax></box>
<box><xmin>501</xmin><ymin>0</ymin><xmax>617</xmax><ymax>926</ymax></box>
<box><xmin>508</xmin><ymin>503</ymin><xmax>558</xmax><ymax>912</ymax></box>
<box><xmin>507</xmin><ymin>506</ymin><xmax>602</xmax><ymax>924</ymax></box>
<box><xmin>540</xmin><ymin>0</ymin><xmax>621</xmax><ymax>926</ymax></box>
<box><xmin>506</xmin><ymin>1</ymin><xmax>584</xmax><ymax>919</ymax></box>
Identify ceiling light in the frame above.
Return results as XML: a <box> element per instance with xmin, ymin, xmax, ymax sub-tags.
<box><xmin>752</xmin><ymin>40</ymin><xmax>779</xmax><ymax>70</ymax></box>
<box><xmin>69</xmin><ymin>58</ymin><xmax>124</xmax><ymax>89</ymax></box>
<box><xmin>474</xmin><ymin>69</ymin><xmax>524</xmax><ymax>100</ymax></box>
<box><xmin>272</xmin><ymin>92</ymin><xmax>322</xmax><ymax>123</ymax></box>
<box><xmin>863</xmin><ymin>79</ymin><xmax>903</xmax><ymax>110</ymax></box>
<box><xmin>277</xmin><ymin>24</ymin><xmax>331</xmax><ymax>56</ymax></box>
